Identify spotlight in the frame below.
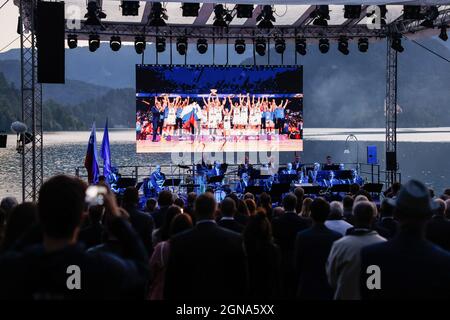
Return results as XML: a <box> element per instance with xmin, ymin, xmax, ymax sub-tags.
<box><xmin>274</xmin><ymin>37</ymin><xmax>286</xmax><ymax>54</ymax></box>
<box><xmin>318</xmin><ymin>38</ymin><xmax>329</xmax><ymax>54</ymax></box>
<box><xmin>110</xmin><ymin>36</ymin><xmax>121</xmax><ymax>52</ymax></box>
<box><xmin>311</xmin><ymin>5</ymin><xmax>329</xmax><ymax>27</ymax></box>
<box><xmin>420</xmin><ymin>6</ymin><xmax>439</xmax><ymax>28</ymax></box>
<box><xmin>121</xmin><ymin>1</ymin><xmax>140</xmax><ymax>16</ymax></box>
<box><xmin>403</xmin><ymin>5</ymin><xmax>422</xmax><ymax>20</ymax></box>
<box><xmin>67</xmin><ymin>34</ymin><xmax>77</xmax><ymax>49</ymax></box>
<box><xmin>85</xmin><ymin>0</ymin><xmax>107</xmax><ymax>26</ymax></box>
<box><xmin>338</xmin><ymin>36</ymin><xmax>349</xmax><ymax>55</ymax></box>
<box><xmin>156</xmin><ymin>37</ymin><xmax>166</xmax><ymax>53</ymax></box>
<box><xmin>236</xmin><ymin>4</ymin><xmax>253</xmax><ymax>18</ymax></box>
<box><xmin>197</xmin><ymin>38</ymin><xmax>208</xmax><ymax>54</ymax></box>
<box><xmin>235</xmin><ymin>39</ymin><xmax>246</xmax><ymax>54</ymax></box>
<box><xmin>391</xmin><ymin>34</ymin><xmax>404</xmax><ymax>53</ymax></box>
<box><xmin>177</xmin><ymin>37</ymin><xmax>188</xmax><ymax>55</ymax></box>
<box><xmin>358</xmin><ymin>38</ymin><xmax>369</xmax><ymax>52</ymax></box>
<box><xmin>182</xmin><ymin>3</ymin><xmax>200</xmax><ymax>17</ymax></box>
<box><xmin>295</xmin><ymin>37</ymin><xmax>306</xmax><ymax>55</ymax></box>
<box><xmin>213</xmin><ymin>4</ymin><xmax>232</xmax><ymax>27</ymax></box>
<box><xmin>344</xmin><ymin>5</ymin><xmax>362</xmax><ymax>19</ymax></box>
<box><xmin>255</xmin><ymin>38</ymin><xmax>266</xmax><ymax>56</ymax></box>
<box><xmin>148</xmin><ymin>2</ymin><xmax>168</xmax><ymax>27</ymax></box>
<box><xmin>88</xmin><ymin>34</ymin><xmax>100</xmax><ymax>52</ymax></box>
<box><xmin>439</xmin><ymin>25</ymin><xmax>448</xmax><ymax>41</ymax></box>
<box><xmin>134</xmin><ymin>36</ymin><xmax>146</xmax><ymax>54</ymax></box>
<box><xmin>256</xmin><ymin>5</ymin><xmax>275</xmax><ymax>29</ymax></box>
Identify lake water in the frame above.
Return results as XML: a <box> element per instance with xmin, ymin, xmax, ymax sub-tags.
<box><xmin>1</xmin><ymin>128</ymin><xmax>450</xmax><ymax>199</ymax></box>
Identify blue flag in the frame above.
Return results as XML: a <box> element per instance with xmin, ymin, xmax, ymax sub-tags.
<box><xmin>84</xmin><ymin>122</ymin><xmax>99</xmax><ymax>184</ymax></box>
<box><xmin>101</xmin><ymin>118</ymin><xmax>112</xmax><ymax>179</ymax></box>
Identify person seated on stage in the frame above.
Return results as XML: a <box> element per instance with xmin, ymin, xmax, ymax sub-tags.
<box><xmin>262</xmin><ymin>175</ymin><xmax>275</xmax><ymax>193</ymax></box>
<box><xmin>320</xmin><ymin>171</ymin><xmax>341</xmax><ymax>188</ymax></box>
<box><xmin>339</xmin><ymin>163</ymin><xmax>345</xmax><ymax>170</ymax></box>
<box><xmin>297</xmin><ymin>171</ymin><xmax>309</xmax><ymax>184</ymax></box>
<box><xmin>308</xmin><ymin>163</ymin><xmax>321</xmax><ymax>184</ymax></box>
<box><xmin>350</xmin><ymin>169</ymin><xmax>364</xmax><ymax>186</ymax></box>
<box><xmin>237</xmin><ymin>156</ymin><xmax>254</xmax><ymax>178</ymax></box>
<box><xmin>108</xmin><ymin>167</ymin><xmax>121</xmax><ymax>193</ymax></box>
<box><xmin>208</xmin><ymin>161</ymin><xmax>225</xmax><ymax>178</ymax></box>
<box><xmin>236</xmin><ymin>172</ymin><xmax>252</xmax><ymax>194</ymax></box>
<box><xmin>325</xmin><ymin>155</ymin><xmax>333</xmax><ymax>166</ymax></box>
<box><xmin>282</xmin><ymin>163</ymin><xmax>297</xmax><ymax>175</ymax></box>
<box><xmin>149</xmin><ymin>165</ymin><xmax>166</xmax><ymax>194</ymax></box>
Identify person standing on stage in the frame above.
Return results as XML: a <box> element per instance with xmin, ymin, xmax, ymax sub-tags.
<box><xmin>159</xmin><ymin>96</ymin><xmax>168</xmax><ymax>138</ymax></box>
<box><xmin>274</xmin><ymin>99</ymin><xmax>288</xmax><ymax>135</ymax></box>
<box><xmin>293</xmin><ymin>154</ymin><xmax>303</xmax><ymax>171</ymax></box>
<box><xmin>223</xmin><ymin>106</ymin><xmax>232</xmax><ymax>137</ymax></box>
<box><xmin>151</xmin><ymin>97</ymin><xmax>162</xmax><ymax>142</ymax></box>
<box><xmin>150</xmin><ymin>165</ymin><xmax>166</xmax><ymax>195</ymax></box>
<box><xmin>175</xmin><ymin>98</ymin><xmax>185</xmax><ymax>137</ymax></box>
<box><xmin>238</xmin><ymin>156</ymin><xmax>254</xmax><ymax>178</ymax></box>
<box><xmin>260</xmin><ymin>98</ymin><xmax>268</xmax><ymax>135</ymax></box>
<box><xmin>265</xmin><ymin>101</ymin><xmax>275</xmax><ymax>135</ymax></box>
<box><xmin>165</xmin><ymin>96</ymin><xmax>178</xmax><ymax>137</ymax></box>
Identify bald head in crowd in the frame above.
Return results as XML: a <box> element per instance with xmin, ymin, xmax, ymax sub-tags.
<box><xmin>353</xmin><ymin>201</ymin><xmax>377</xmax><ymax>229</ymax></box>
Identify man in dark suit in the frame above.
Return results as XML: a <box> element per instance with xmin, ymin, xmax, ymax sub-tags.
<box><xmin>360</xmin><ymin>180</ymin><xmax>450</xmax><ymax>299</ymax></box>
<box><xmin>235</xmin><ymin>172</ymin><xmax>252</xmax><ymax>194</ymax></box>
<box><xmin>272</xmin><ymin>193</ymin><xmax>311</xmax><ymax>298</ymax></box>
<box><xmin>426</xmin><ymin>198</ymin><xmax>450</xmax><ymax>251</ymax></box>
<box><xmin>218</xmin><ymin>198</ymin><xmax>244</xmax><ymax>233</ymax></box>
<box><xmin>164</xmin><ymin>193</ymin><xmax>248</xmax><ymax>300</ymax></box>
<box><xmin>122</xmin><ymin>187</ymin><xmax>154</xmax><ymax>256</ymax></box>
<box><xmin>295</xmin><ymin>197</ymin><xmax>342</xmax><ymax>299</ymax></box>
<box><xmin>151</xmin><ymin>190</ymin><xmax>174</xmax><ymax>229</ymax></box>
<box><xmin>151</xmin><ymin>103</ymin><xmax>161</xmax><ymax>142</ymax></box>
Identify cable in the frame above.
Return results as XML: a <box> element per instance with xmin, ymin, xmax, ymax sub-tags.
<box><xmin>405</xmin><ymin>36</ymin><xmax>450</xmax><ymax>64</ymax></box>
<box><xmin>0</xmin><ymin>0</ymin><xmax>10</xmax><ymax>10</ymax></box>
<box><xmin>0</xmin><ymin>35</ymin><xmax>20</xmax><ymax>53</ymax></box>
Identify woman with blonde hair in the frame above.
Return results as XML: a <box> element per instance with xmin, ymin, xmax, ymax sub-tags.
<box><xmin>300</xmin><ymin>197</ymin><xmax>313</xmax><ymax>218</ymax></box>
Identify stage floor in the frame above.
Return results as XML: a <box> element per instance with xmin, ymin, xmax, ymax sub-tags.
<box><xmin>137</xmin><ymin>135</ymin><xmax>303</xmax><ymax>153</ymax></box>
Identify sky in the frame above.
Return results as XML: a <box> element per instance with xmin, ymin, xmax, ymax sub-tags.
<box><xmin>0</xmin><ymin>0</ymin><xmax>20</xmax><ymax>52</ymax></box>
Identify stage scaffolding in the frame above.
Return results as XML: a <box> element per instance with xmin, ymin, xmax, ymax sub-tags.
<box><xmin>15</xmin><ymin>1</ymin><xmax>450</xmax><ymax>199</ymax></box>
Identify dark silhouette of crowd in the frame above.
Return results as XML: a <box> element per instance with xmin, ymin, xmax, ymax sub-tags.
<box><xmin>0</xmin><ymin>175</ymin><xmax>450</xmax><ymax>299</ymax></box>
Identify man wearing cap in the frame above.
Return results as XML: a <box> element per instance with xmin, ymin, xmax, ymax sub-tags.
<box><xmin>360</xmin><ymin>179</ymin><xmax>450</xmax><ymax>299</ymax></box>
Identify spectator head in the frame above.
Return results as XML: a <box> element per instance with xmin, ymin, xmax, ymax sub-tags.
<box><xmin>354</xmin><ymin>195</ymin><xmax>369</xmax><ymax>205</ymax></box>
<box><xmin>355</xmin><ymin>190</ymin><xmax>372</xmax><ymax>202</ymax></box>
<box><xmin>169</xmin><ymin>213</ymin><xmax>193</xmax><ymax>238</ymax></box>
<box><xmin>259</xmin><ymin>192</ymin><xmax>272</xmax><ymax>207</ymax></box>
<box><xmin>1</xmin><ymin>202</ymin><xmax>38</xmax><ymax>252</ymax></box>
<box><xmin>195</xmin><ymin>193</ymin><xmax>217</xmax><ymax>220</ymax></box>
<box><xmin>353</xmin><ymin>201</ymin><xmax>377</xmax><ymax>228</ymax></box>
<box><xmin>98</xmin><ymin>175</ymin><xmax>106</xmax><ymax>183</ymax></box>
<box><xmin>329</xmin><ymin>201</ymin><xmax>344</xmax><ymax>220</ymax></box>
<box><xmin>220</xmin><ymin>198</ymin><xmax>236</xmax><ymax>218</ymax></box>
<box><xmin>226</xmin><ymin>193</ymin><xmax>239</xmax><ymax>205</ymax></box>
<box><xmin>145</xmin><ymin>198</ymin><xmax>157</xmax><ymax>212</ymax></box>
<box><xmin>122</xmin><ymin>187</ymin><xmax>139</xmax><ymax>207</ymax></box>
<box><xmin>343</xmin><ymin>195</ymin><xmax>354</xmax><ymax>212</ymax></box>
<box><xmin>38</xmin><ymin>175</ymin><xmax>87</xmax><ymax>240</ymax></box>
<box><xmin>272</xmin><ymin>206</ymin><xmax>284</xmax><ymax>218</ymax></box>
<box><xmin>187</xmin><ymin>192</ymin><xmax>197</xmax><ymax>206</ymax></box>
<box><xmin>310</xmin><ymin>197</ymin><xmax>330</xmax><ymax>224</ymax></box>
<box><xmin>158</xmin><ymin>190</ymin><xmax>174</xmax><ymax>207</ymax></box>
<box><xmin>236</xmin><ymin>199</ymin><xmax>249</xmax><ymax>217</ymax></box>
<box><xmin>174</xmin><ymin>197</ymin><xmax>185</xmax><ymax>209</ymax></box>
<box><xmin>243</xmin><ymin>212</ymin><xmax>273</xmax><ymax>249</ymax></box>
<box><xmin>432</xmin><ymin>198</ymin><xmax>446</xmax><ymax>217</ymax></box>
<box><xmin>444</xmin><ymin>188</ymin><xmax>450</xmax><ymax>197</ymax></box>
<box><xmin>0</xmin><ymin>197</ymin><xmax>18</xmax><ymax>215</ymax></box>
<box><xmin>301</xmin><ymin>197</ymin><xmax>313</xmax><ymax>218</ymax></box>
<box><xmin>88</xmin><ymin>205</ymin><xmax>104</xmax><ymax>224</ymax></box>
<box><xmin>445</xmin><ymin>199</ymin><xmax>450</xmax><ymax>219</ymax></box>
<box><xmin>245</xmin><ymin>199</ymin><xmax>257</xmax><ymax>215</ymax></box>
<box><xmin>243</xmin><ymin>192</ymin><xmax>255</xmax><ymax>201</ymax></box>
<box><xmin>160</xmin><ymin>205</ymin><xmax>183</xmax><ymax>241</ymax></box>
<box><xmin>282</xmin><ymin>193</ymin><xmax>297</xmax><ymax>212</ymax></box>
<box><xmin>294</xmin><ymin>187</ymin><xmax>304</xmax><ymax>213</ymax></box>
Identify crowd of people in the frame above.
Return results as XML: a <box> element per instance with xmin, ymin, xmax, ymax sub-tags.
<box><xmin>0</xmin><ymin>175</ymin><xmax>450</xmax><ymax>299</ymax></box>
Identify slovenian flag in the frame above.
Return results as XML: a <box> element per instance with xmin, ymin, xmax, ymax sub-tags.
<box><xmin>101</xmin><ymin>118</ymin><xmax>111</xmax><ymax>179</ymax></box>
<box><xmin>84</xmin><ymin>122</ymin><xmax>99</xmax><ymax>184</ymax></box>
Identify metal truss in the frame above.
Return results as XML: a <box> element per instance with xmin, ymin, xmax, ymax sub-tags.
<box><xmin>19</xmin><ymin>0</ymin><xmax>43</xmax><ymax>202</ymax></box>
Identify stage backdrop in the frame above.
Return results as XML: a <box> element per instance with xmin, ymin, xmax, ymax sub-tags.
<box><xmin>136</xmin><ymin>65</ymin><xmax>303</xmax><ymax>153</ymax></box>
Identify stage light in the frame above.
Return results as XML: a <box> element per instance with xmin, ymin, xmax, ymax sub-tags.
<box><xmin>134</xmin><ymin>36</ymin><xmax>146</xmax><ymax>54</ymax></box>
<box><xmin>88</xmin><ymin>34</ymin><xmax>100</xmax><ymax>52</ymax></box>
<box><xmin>274</xmin><ymin>37</ymin><xmax>286</xmax><ymax>54</ymax></box>
<box><xmin>182</xmin><ymin>3</ymin><xmax>200</xmax><ymax>17</ymax></box>
<box><xmin>295</xmin><ymin>37</ymin><xmax>306</xmax><ymax>55</ymax></box>
<box><xmin>391</xmin><ymin>34</ymin><xmax>404</xmax><ymax>53</ymax></box>
<box><xmin>197</xmin><ymin>38</ymin><xmax>208</xmax><ymax>54</ymax></box>
<box><xmin>148</xmin><ymin>2</ymin><xmax>168</xmax><ymax>27</ymax></box>
<box><xmin>319</xmin><ymin>38</ymin><xmax>329</xmax><ymax>54</ymax></box>
<box><xmin>110</xmin><ymin>36</ymin><xmax>121</xmax><ymax>52</ymax></box>
<box><xmin>311</xmin><ymin>5</ymin><xmax>329</xmax><ymax>27</ymax></box>
<box><xmin>121</xmin><ymin>1</ymin><xmax>140</xmax><ymax>16</ymax></box>
<box><xmin>255</xmin><ymin>38</ymin><xmax>266</xmax><ymax>56</ymax></box>
<box><xmin>85</xmin><ymin>0</ymin><xmax>107</xmax><ymax>26</ymax></box>
<box><xmin>420</xmin><ymin>6</ymin><xmax>439</xmax><ymax>28</ymax></box>
<box><xmin>177</xmin><ymin>37</ymin><xmax>188</xmax><ymax>55</ymax></box>
<box><xmin>403</xmin><ymin>5</ymin><xmax>422</xmax><ymax>20</ymax></box>
<box><xmin>344</xmin><ymin>5</ymin><xmax>362</xmax><ymax>19</ymax></box>
<box><xmin>439</xmin><ymin>25</ymin><xmax>448</xmax><ymax>41</ymax></box>
<box><xmin>358</xmin><ymin>38</ymin><xmax>369</xmax><ymax>52</ymax></box>
<box><xmin>256</xmin><ymin>5</ymin><xmax>275</xmax><ymax>29</ymax></box>
<box><xmin>338</xmin><ymin>36</ymin><xmax>349</xmax><ymax>55</ymax></box>
<box><xmin>156</xmin><ymin>37</ymin><xmax>166</xmax><ymax>53</ymax></box>
<box><xmin>235</xmin><ymin>39</ymin><xmax>246</xmax><ymax>54</ymax></box>
<box><xmin>213</xmin><ymin>4</ymin><xmax>233</xmax><ymax>27</ymax></box>
<box><xmin>67</xmin><ymin>34</ymin><xmax>77</xmax><ymax>49</ymax></box>
<box><xmin>236</xmin><ymin>4</ymin><xmax>253</xmax><ymax>18</ymax></box>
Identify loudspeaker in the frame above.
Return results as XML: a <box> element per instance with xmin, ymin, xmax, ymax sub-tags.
<box><xmin>37</xmin><ymin>1</ymin><xmax>65</xmax><ymax>84</ymax></box>
<box><xmin>0</xmin><ymin>134</ymin><xmax>6</xmax><ymax>148</ymax></box>
<box><xmin>367</xmin><ymin>145</ymin><xmax>377</xmax><ymax>165</ymax></box>
<box><xmin>386</xmin><ymin>151</ymin><xmax>397</xmax><ymax>171</ymax></box>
